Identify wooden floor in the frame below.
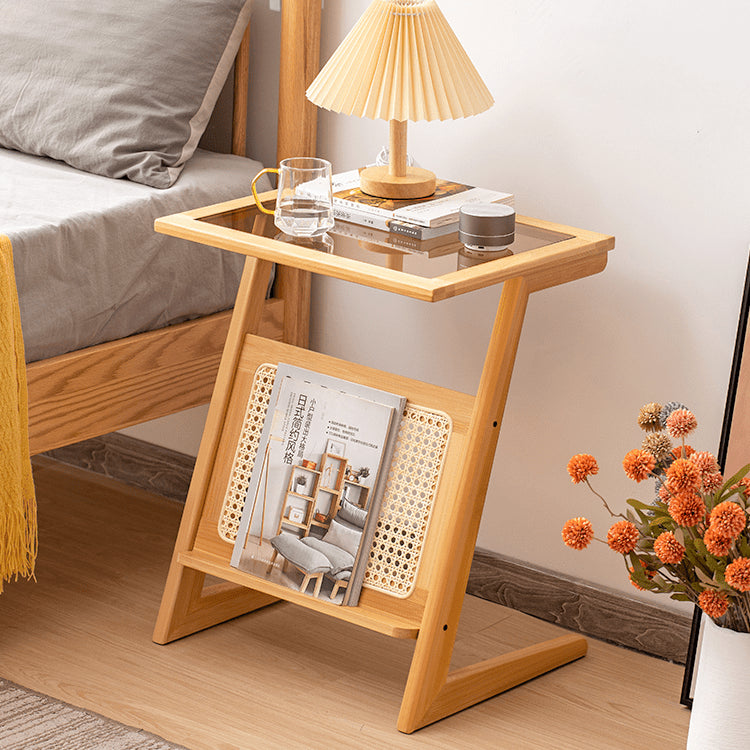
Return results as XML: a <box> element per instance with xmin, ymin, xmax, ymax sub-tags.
<box><xmin>0</xmin><ymin>458</ymin><xmax>690</xmax><ymax>749</ymax></box>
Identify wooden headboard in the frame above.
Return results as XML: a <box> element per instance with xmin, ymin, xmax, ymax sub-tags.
<box><xmin>237</xmin><ymin>0</ymin><xmax>322</xmax><ymax>347</ymax></box>
<box><xmin>232</xmin><ymin>1</ymin><xmax>321</xmax><ymax>161</ymax></box>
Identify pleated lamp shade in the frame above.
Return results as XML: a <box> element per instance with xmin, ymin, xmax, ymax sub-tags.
<box><xmin>306</xmin><ymin>0</ymin><xmax>494</xmax><ymax>199</ymax></box>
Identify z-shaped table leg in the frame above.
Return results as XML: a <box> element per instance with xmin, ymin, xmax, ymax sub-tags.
<box><xmin>154</xmin><ymin>243</ymin><xmax>280</xmax><ymax>645</ymax></box>
<box><xmin>397</xmin><ymin>276</ymin><xmax>587</xmax><ymax>732</ymax></box>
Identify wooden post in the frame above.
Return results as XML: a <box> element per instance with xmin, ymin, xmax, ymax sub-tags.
<box><xmin>360</xmin><ymin>118</ymin><xmax>436</xmax><ymax>199</ymax></box>
<box><xmin>389</xmin><ymin>119</ymin><xmax>408</xmax><ymax>178</ymax></box>
<box><xmin>277</xmin><ymin>0</ymin><xmax>322</xmax><ymax>161</ymax></box>
<box><xmin>231</xmin><ymin>24</ymin><xmax>251</xmax><ymax>157</ymax></box>
<box><xmin>274</xmin><ymin>0</ymin><xmax>322</xmax><ymax>350</ymax></box>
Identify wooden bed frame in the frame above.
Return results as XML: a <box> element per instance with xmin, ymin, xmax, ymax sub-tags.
<box><xmin>26</xmin><ymin>1</ymin><xmax>322</xmax><ymax>456</ymax></box>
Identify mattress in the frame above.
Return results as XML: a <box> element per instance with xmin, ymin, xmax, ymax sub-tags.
<box><xmin>0</xmin><ymin>147</ymin><xmax>264</xmax><ymax>362</ymax></box>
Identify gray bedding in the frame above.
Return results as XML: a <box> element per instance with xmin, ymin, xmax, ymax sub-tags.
<box><xmin>1</xmin><ymin>147</ymin><xmax>263</xmax><ymax>362</ymax></box>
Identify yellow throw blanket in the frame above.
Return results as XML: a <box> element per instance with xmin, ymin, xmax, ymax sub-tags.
<box><xmin>0</xmin><ymin>235</ymin><xmax>36</xmax><ymax>593</ymax></box>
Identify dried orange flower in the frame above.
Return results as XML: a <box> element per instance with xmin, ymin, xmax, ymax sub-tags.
<box><xmin>562</xmin><ymin>517</ymin><xmax>594</xmax><ymax>550</ymax></box>
<box><xmin>703</xmin><ymin>526</ymin><xmax>733</xmax><ymax>557</ymax></box>
<box><xmin>671</xmin><ymin>444</ymin><xmax>695</xmax><ymax>460</ymax></box>
<box><xmin>561</xmin><ymin>403</ymin><xmax>750</xmax><ymax>623</ymax></box>
<box><xmin>658</xmin><ymin>483</ymin><xmax>672</xmax><ymax>503</ymax></box>
<box><xmin>622</xmin><ymin>449</ymin><xmax>656</xmax><ymax>482</ymax></box>
<box><xmin>702</xmin><ymin>471</ymin><xmax>724</xmax><ymax>494</ymax></box>
<box><xmin>665</xmin><ymin>458</ymin><xmax>701</xmax><ymax>495</ymax></box>
<box><xmin>709</xmin><ymin>501</ymin><xmax>747</xmax><ymax>539</ymax></box>
<box><xmin>666</xmin><ymin>408</ymin><xmax>698</xmax><ymax>438</ymax></box>
<box><xmin>725</xmin><ymin>558</ymin><xmax>750</xmax><ymax>592</ymax></box>
<box><xmin>660</xmin><ymin>401</ymin><xmax>688</xmax><ymax>427</ymax></box>
<box><xmin>607</xmin><ymin>520</ymin><xmax>640</xmax><ymax>554</ymax></box>
<box><xmin>654</xmin><ymin>531</ymin><xmax>685</xmax><ymax>564</ymax></box>
<box><xmin>637</xmin><ymin>402</ymin><xmax>663</xmax><ymax>433</ymax></box>
<box><xmin>698</xmin><ymin>589</ymin><xmax>730</xmax><ymax>619</ymax></box>
<box><xmin>690</xmin><ymin>451</ymin><xmax>720</xmax><ymax>475</ymax></box>
<box><xmin>567</xmin><ymin>454</ymin><xmax>599</xmax><ymax>484</ymax></box>
<box><xmin>668</xmin><ymin>494</ymin><xmax>706</xmax><ymax>527</ymax></box>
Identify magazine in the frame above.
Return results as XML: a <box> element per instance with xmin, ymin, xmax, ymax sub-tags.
<box><xmin>332</xmin><ymin>169</ymin><xmax>514</xmax><ymax>229</ymax></box>
<box><xmin>230</xmin><ymin>363</ymin><xmax>405</xmax><ymax>606</ymax></box>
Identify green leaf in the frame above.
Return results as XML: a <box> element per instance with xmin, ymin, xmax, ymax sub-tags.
<box><xmin>627</xmin><ymin>498</ymin><xmax>651</xmax><ymax>510</ymax></box>
<box><xmin>627</xmin><ymin>498</ymin><xmax>658</xmax><ymax>512</ymax></box>
<box><xmin>704</xmin><ymin>554</ymin><xmax>726</xmax><ymax>575</ymax></box>
<box><xmin>670</xmin><ymin>593</ymin><xmax>693</xmax><ymax>602</ymax></box>
<box><xmin>718</xmin><ymin>463</ymin><xmax>750</xmax><ymax>497</ymax></box>
<box><xmin>648</xmin><ymin>519</ymin><xmax>674</xmax><ymax>537</ymax></box>
<box><xmin>683</xmin><ymin>544</ymin><xmax>711</xmax><ymax>578</ymax></box>
<box><xmin>693</xmin><ymin>566</ymin><xmax>715</xmax><ymax>587</ymax></box>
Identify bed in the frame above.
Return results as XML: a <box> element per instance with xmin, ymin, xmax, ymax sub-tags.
<box><xmin>0</xmin><ymin>0</ymin><xmax>322</xmax><ymax>456</ymax></box>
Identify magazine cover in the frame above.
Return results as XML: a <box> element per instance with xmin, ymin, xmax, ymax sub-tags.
<box><xmin>230</xmin><ymin>364</ymin><xmax>405</xmax><ymax>606</ymax></box>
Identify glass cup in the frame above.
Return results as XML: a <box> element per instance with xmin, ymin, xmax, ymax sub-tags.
<box><xmin>251</xmin><ymin>157</ymin><xmax>335</xmax><ymax>237</ymax></box>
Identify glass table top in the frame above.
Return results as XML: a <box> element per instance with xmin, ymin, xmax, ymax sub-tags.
<box><xmin>197</xmin><ymin>204</ymin><xmax>574</xmax><ymax>280</ymax></box>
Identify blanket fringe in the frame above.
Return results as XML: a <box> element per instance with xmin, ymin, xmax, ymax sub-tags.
<box><xmin>0</xmin><ymin>235</ymin><xmax>36</xmax><ymax>593</ymax></box>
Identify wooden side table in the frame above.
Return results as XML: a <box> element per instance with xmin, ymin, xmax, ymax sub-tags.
<box><xmin>152</xmin><ymin>194</ymin><xmax>614</xmax><ymax>733</ymax></box>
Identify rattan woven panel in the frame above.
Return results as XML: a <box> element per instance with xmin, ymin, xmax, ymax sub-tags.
<box><xmin>217</xmin><ymin>364</ymin><xmax>277</xmax><ymax>544</ymax></box>
<box><xmin>217</xmin><ymin>364</ymin><xmax>452</xmax><ymax>598</ymax></box>
<box><xmin>363</xmin><ymin>405</ymin><xmax>451</xmax><ymax>597</ymax></box>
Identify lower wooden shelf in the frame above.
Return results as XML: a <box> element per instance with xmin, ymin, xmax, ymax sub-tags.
<box><xmin>179</xmin><ymin>550</ymin><xmax>421</xmax><ymax>639</ymax></box>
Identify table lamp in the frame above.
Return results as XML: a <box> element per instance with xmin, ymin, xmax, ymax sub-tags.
<box><xmin>306</xmin><ymin>0</ymin><xmax>494</xmax><ymax>200</ymax></box>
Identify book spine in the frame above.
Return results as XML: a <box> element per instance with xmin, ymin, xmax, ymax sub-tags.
<box><xmin>332</xmin><ymin>221</ymin><xmax>411</xmax><ymax>252</ymax></box>
<box><xmin>394</xmin><ymin>189</ymin><xmax>515</xmax><ymax>228</ymax></box>
<box><xmin>388</xmin><ymin>219</ymin><xmax>458</xmax><ymax>240</ymax></box>
<box><xmin>333</xmin><ymin>205</ymin><xmax>392</xmax><ymax>232</ymax></box>
<box><xmin>332</xmin><ymin>195</ymin><xmax>394</xmax><ymax>221</ymax></box>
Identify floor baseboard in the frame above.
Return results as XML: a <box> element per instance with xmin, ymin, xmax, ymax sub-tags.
<box><xmin>44</xmin><ymin>432</ymin><xmax>195</xmax><ymax>504</ymax></box>
<box><xmin>468</xmin><ymin>548</ymin><xmax>691</xmax><ymax>665</ymax></box>
<box><xmin>44</xmin><ymin>432</ymin><xmax>692</xmax><ymax>665</ymax></box>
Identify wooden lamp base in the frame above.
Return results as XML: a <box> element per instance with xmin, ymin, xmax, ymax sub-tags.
<box><xmin>359</xmin><ymin>165</ymin><xmax>437</xmax><ymax>200</ymax></box>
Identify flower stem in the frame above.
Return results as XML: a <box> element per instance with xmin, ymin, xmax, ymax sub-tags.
<box><xmin>585</xmin><ymin>478</ymin><xmax>628</xmax><ymax>519</ymax></box>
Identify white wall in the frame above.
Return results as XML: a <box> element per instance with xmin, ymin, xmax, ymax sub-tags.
<box><xmin>125</xmin><ymin>0</ymin><xmax>750</xmax><ymax>612</ymax></box>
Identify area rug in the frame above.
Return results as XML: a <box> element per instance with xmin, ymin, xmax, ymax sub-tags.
<box><xmin>0</xmin><ymin>679</ymin><xmax>188</xmax><ymax>749</ymax></box>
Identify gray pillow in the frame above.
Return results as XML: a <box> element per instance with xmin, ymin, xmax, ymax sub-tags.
<box><xmin>322</xmin><ymin>519</ymin><xmax>362</xmax><ymax>558</ymax></box>
<box><xmin>301</xmin><ymin>537</ymin><xmax>354</xmax><ymax>576</ymax></box>
<box><xmin>0</xmin><ymin>0</ymin><xmax>251</xmax><ymax>188</ymax></box>
<box><xmin>337</xmin><ymin>498</ymin><xmax>368</xmax><ymax>529</ymax></box>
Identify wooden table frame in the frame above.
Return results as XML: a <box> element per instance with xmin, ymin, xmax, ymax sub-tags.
<box><xmin>152</xmin><ymin>197</ymin><xmax>614</xmax><ymax>733</ymax></box>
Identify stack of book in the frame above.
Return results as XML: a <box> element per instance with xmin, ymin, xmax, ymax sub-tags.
<box><xmin>332</xmin><ymin>169</ymin><xmax>514</xmax><ymax>240</ymax></box>
<box><xmin>333</xmin><ymin>220</ymin><xmax>464</xmax><ymax>259</ymax></box>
